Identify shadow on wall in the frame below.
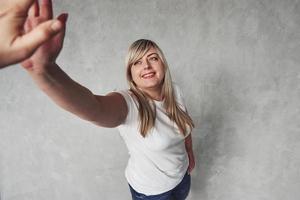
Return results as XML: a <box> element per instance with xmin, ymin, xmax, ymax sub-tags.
<box><xmin>190</xmin><ymin>67</ymin><xmax>242</xmax><ymax>198</ymax></box>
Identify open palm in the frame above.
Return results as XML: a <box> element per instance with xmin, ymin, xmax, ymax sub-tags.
<box><xmin>21</xmin><ymin>0</ymin><xmax>67</xmax><ymax>69</ymax></box>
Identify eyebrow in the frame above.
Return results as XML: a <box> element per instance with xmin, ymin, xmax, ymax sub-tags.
<box><xmin>146</xmin><ymin>53</ymin><xmax>158</xmax><ymax>58</ymax></box>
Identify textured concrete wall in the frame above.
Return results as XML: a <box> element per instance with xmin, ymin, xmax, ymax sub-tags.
<box><xmin>1</xmin><ymin>0</ymin><xmax>300</xmax><ymax>199</ymax></box>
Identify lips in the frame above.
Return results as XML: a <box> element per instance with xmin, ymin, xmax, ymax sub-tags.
<box><xmin>142</xmin><ymin>72</ymin><xmax>156</xmax><ymax>79</ymax></box>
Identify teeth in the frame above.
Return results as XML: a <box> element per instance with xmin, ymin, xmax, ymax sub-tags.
<box><xmin>142</xmin><ymin>72</ymin><xmax>155</xmax><ymax>78</ymax></box>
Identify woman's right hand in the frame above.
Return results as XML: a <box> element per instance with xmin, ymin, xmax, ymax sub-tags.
<box><xmin>21</xmin><ymin>0</ymin><xmax>68</xmax><ymax>71</ymax></box>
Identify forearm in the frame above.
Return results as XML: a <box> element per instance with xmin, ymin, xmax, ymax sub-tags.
<box><xmin>185</xmin><ymin>133</ymin><xmax>196</xmax><ymax>173</ymax></box>
<box><xmin>185</xmin><ymin>133</ymin><xmax>194</xmax><ymax>153</ymax></box>
<box><xmin>185</xmin><ymin>134</ymin><xmax>195</xmax><ymax>162</ymax></box>
<box><xmin>27</xmin><ymin>63</ymin><xmax>101</xmax><ymax>121</ymax></box>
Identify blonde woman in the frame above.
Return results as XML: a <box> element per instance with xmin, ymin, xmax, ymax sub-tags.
<box><xmin>22</xmin><ymin>1</ymin><xmax>195</xmax><ymax>199</ymax></box>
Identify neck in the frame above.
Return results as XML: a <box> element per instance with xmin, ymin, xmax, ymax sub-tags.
<box><xmin>141</xmin><ymin>87</ymin><xmax>164</xmax><ymax>101</ymax></box>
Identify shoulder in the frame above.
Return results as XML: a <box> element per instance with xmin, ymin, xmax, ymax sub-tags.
<box><xmin>172</xmin><ymin>82</ymin><xmax>186</xmax><ymax>111</ymax></box>
<box><xmin>114</xmin><ymin>89</ymin><xmax>137</xmax><ymax>107</ymax></box>
<box><xmin>172</xmin><ymin>82</ymin><xmax>184</xmax><ymax>99</ymax></box>
<box><xmin>114</xmin><ymin>89</ymin><xmax>138</xmax><ymax>125</ymax></box>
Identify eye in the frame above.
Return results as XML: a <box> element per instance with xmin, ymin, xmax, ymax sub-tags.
<box><xmin>133</xmin><ymin>60</ymin><xmax>142</xmax><ymax>66</ymax></box>
<box><xmin>149</xmin><ymin>57</ymin><xmax>158</xmax><ymax>61</ymax></box>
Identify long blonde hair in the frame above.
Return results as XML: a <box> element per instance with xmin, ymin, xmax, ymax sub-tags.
<box><xmin>125</xmin><ymin>39</ymin><xmax>194</xmax><ymax>137</ymax></box>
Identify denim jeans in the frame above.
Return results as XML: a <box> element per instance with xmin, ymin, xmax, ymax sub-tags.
<box><xmin>128</xmin><ymin>171</ymin><xmax>191</xmax><ymax>200</ymax></box>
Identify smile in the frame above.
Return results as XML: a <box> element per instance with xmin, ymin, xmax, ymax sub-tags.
<box><xmin>142</xmin><ymin>72</ymin><xmax>155</xmax><ymax>79</ymax></box>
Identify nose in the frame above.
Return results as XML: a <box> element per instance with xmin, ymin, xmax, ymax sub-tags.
<box><xmin>143</xmin><ymin>60</ymin><xmax>151</xmax><ymax>69</ymax></box>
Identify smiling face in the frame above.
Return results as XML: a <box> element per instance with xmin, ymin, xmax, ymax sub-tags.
<box><xmin>130</xmin><ymin>47</ymin><xmax>165</xmax><ymax>95</ymax></box>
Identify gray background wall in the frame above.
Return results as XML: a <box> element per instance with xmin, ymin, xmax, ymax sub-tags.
<box><xmin>1</xmin><ymin>0</ymin><xmax>300</xmax><ymax>199</ymax></box>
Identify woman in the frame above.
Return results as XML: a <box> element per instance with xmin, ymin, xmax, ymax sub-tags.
<box><xmin>22</xmin><ymin>1</ymin><xmax>195</xmax><ymax>199</ymax></box>
<box><xmin>0</xmin><ymin>0</ymin><xmax>64</xmax><ymax>68</ymax></box>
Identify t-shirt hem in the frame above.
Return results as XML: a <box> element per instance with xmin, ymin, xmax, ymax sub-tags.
<box><xmin>125</xmin><ymin>164</ymin><xmax>189</xmax><ymax>196</ymax></box>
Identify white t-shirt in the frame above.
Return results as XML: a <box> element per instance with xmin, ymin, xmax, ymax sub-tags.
<box><xmin>116</xmin><ymin>84</ymin><xmax>190</xmax><ymax>195</ymax></box>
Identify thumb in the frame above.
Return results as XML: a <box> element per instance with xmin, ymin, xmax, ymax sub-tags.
<box><xmin>53</xmin><ymin>13</ymin><xmax>68</xmax><ymax>44</ymax></box>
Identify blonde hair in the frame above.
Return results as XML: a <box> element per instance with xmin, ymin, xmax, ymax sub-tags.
<box><xmin>125</xmin><ymin>39</ymin><xmax>194</xmax><ymax>137</ymax></box>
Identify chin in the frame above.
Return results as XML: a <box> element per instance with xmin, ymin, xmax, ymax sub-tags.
<box><xmin>142</xmin><ymin>82</ymin><xmax>163</xmax><ymax>89</ymax></box>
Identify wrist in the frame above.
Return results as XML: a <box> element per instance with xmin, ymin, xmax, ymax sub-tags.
<box><xmin>25</xmin><ymin>61</ymin><xmax>57</xmax><ymax>74</ymax></box>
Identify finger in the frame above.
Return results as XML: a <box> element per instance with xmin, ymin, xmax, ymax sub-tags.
<box><xmin>52</xmin><ymin>13</ymin><xmax>68</xmax><ymax>47</ymax></box>
<box><xmin>56</xmin><ymin>13</ymin><xmax>68</xmax><ymax>36</ymax></box>
<box><xmin>28</xmin><ymin>0</ymin><xmax>39</xmax><ymax>17</ymax></box>
<box><xmin>40</xmin><ymin>0</ymin><xmax>53</xmax><ymax>19</ymax></box>
<box><xmin>57</xmin><ymin>13</ymin><xmax>68</xmax><ymax>27</ymax></box>
<box><xmin>24</xmin><ymin>18</ymin><xmax>32</xmax><ymax>33</ymax></box>
<box><xmin>13</xmin><ymin>19</ymin><xmax>63</xmax><ymax>58</ymax></box>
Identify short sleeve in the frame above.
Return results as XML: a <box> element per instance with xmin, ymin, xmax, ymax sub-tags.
<box><xmin>173</xmin><ymin>83</ymin><xmax>193</xmax><ymax>137</ymax></box>
<box><xmin>173</xmin><ymin>83</ymin><xmax>187</xmax><ymax>112</ymax></box>
<box><xmin>115</xmin><ymin>90</ymin><xmax>137</xmax><ymax>126</ymax></box>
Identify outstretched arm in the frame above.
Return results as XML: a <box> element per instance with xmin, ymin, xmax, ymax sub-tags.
<box><xmin>28</xmin><ymin>63</ymin><xmax>128</xmax><ymax>127</ymax></box>
<box><xmin>0</xmin><ymin>0</ymin><xmax>63</xmax><ymax>68</ymax></box>
<box><xmin>22</xmin><ymin>0</ymin><xmax>128</xmax><ymax>127</ymax></box>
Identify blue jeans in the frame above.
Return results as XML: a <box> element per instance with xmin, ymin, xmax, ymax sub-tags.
<box><xmin>128</xmin><ymin>171</ymin><xmax>191</xmax><ymax>200</ymax></box>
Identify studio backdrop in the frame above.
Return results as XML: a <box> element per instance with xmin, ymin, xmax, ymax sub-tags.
<box><xmin>1</xmin><ymin>0</ymin><xmax>299</xmax><ymax>199</ymax></box>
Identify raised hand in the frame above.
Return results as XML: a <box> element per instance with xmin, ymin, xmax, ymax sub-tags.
<box><xmin>0</xmin><ymin>0</ymin><xmax>64</xmax><ymax>68</ymax></box>
<box><xmin>21</xmin><ymin>0</ymin><xmax>68</xmax><ymax>70</ymax></box>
